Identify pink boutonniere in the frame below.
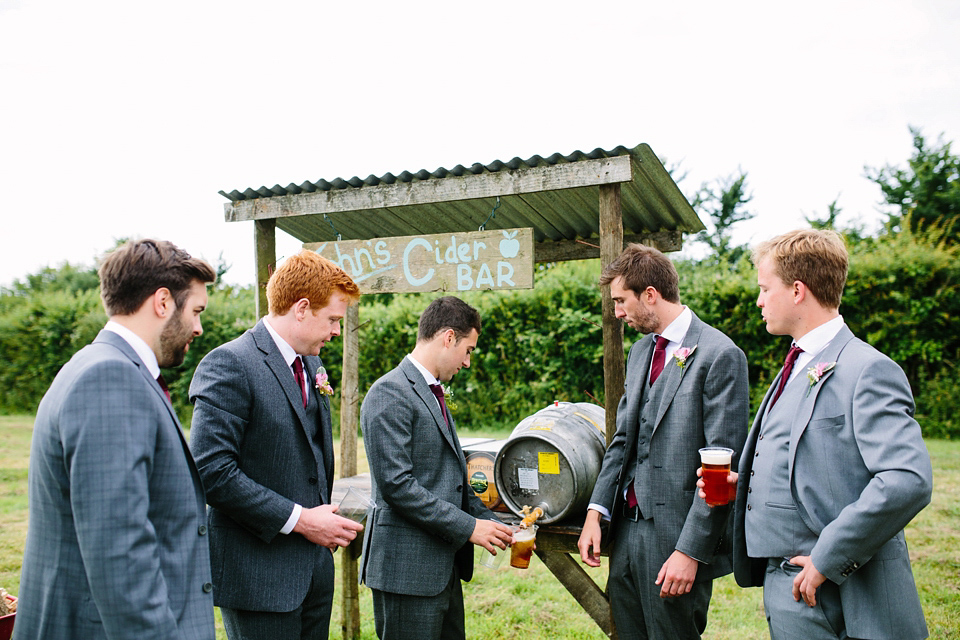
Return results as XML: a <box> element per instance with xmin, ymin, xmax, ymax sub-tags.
<box><xmin>806</xmin><ymin>362</ymin><xmax>836</xmax><ymax>396</ymax></box>
<box><xmin>314</xmin><ymin>366</ymin><xmax>334</xmax><ymax>396</ymax></box>
<box><xmin>673</xmin><ymin>345</ymin><xmax>697</xmax><ymax>369</ymax></box>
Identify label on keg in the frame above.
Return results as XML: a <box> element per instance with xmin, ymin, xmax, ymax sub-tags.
<box><xmin>517</xmin><ymin>467</ymin><xmax>540</xmax><ymax>490</ymax></box>
<box><xmin>538</xmin><ymin>452</ymin><xmax>559</xmax><ymax>474</ymax></box>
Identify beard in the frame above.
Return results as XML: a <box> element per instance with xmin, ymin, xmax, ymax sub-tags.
<box><xmin>157</xmin><ymin>307</ymin><xmax>193</xmax><ymax>368</ymax></box>
<box><xmin>630</xmin><ymin>307</ymin><xmax>660</xmax><ymax>335</ymax></box>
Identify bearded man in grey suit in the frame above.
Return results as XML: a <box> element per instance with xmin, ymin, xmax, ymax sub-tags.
<box><xmin>360</xmin><ymin>296</ymin><xmax>514</xmax><ymax>640</ymax></box>
<box><xmin>15</xmin><ymin>239</ymin><xmax>217</xmax><ymax>640</ymax></box>
<box><xmin>719</xmin><ymin>229</ymin><xmax>933</xmax><ymax>639</ymax></box>
<box><xmin>190</xmin><ymin>251</ymin><xmax>363</xmax><ymax>640</ymax></box>
<box><xmin>577</xmin><ymin>243</ymin><xmax>749</xmax><ymax>640</ymax></box>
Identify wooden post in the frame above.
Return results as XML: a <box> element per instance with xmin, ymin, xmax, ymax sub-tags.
<box><xmin>535</xmin><ymin>551</ymin><xmax>615</xmax><ymax>637</ymax></box>
<box><xmin>599</xmin><ymin>183</ymin><xmax>625</xmax><ymax>445</ymax></box>
<box><xmin>340</xmin><ymin>302</ymin><xmax>361</xmax><ymax>639</ymax></box>
<box><xmin>254</xmin><ymin>219</ymin><xmax>276</xmax><ymax>319</ymax></box>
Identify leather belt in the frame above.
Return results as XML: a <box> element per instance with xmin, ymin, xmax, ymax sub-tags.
<box><xmin>621</xmin><ymin>502</ymin><xmax>641</xmax><ymax>522</ymax></box>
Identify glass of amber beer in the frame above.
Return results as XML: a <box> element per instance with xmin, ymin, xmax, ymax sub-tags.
<box><xmin>699</xmin><ymin>447</ymin><xmax>734</xmax><ymax>506</ymax></box>
<box><xmin>510</xmin><ymin>525</ymin><xmax>537</xmax><ymax>569</ymax></box>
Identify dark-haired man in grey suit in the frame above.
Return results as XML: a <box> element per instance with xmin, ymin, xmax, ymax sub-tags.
<box><xmin>15</xmin><ymin>239</ymin><xmax>217</xmax><ymax>640</ymax></box>
<box><xmin>360</xmin><ymin>296</ymin><xmax>514</xmax><ymax>640</ymax></box>
<box><xmin>190</xmin><ymin>251</ymin><xmax>364</xmax><ymax>640</ymax></box>
<box><xmin>725</xmin><ymin>229</ymin><xmax>933</xmax><ymax>640</ymax></box>
<box><xmin>578</xmin><ymin>243</ymin><xmax>749</xmax><ymax>640</ymax></box>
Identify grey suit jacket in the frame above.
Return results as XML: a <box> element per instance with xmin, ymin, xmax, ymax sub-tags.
<box><xmin>15</xmin><ymin>330</ymin><xmax>215</xmax><ymax>640</ymax></box>
<box><xmin>359</xmin><ymin>357</ymin><xmax>496</xmax><ymax>597</ymax></box>
<box><xmin>733</xmin><ymin>325</ymin><xmax>933</xmax><ymax>639</ymax></box>
<box><xmin>589</xmin><ymin>312</ymin><xmax>749</xmax><ymax>578</ymax></box>
<box><xmin>189</xmin><ymin>320</ymin><xmax>335</xmax><ymax>612</ymax></box>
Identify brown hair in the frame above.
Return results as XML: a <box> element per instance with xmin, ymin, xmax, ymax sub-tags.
<box><xmin>266</xmin><ymin>250</ymin><xmax>360</xmax><ymax>314</ymax></box>
<box><xmin>752</xmin><ymin>229</ymin><xmax>848</xmax><ymax>308</ymax></box>
<box><xmin>417</xmin><ymin>296</ymin><xmax>482</xmax><ymax>343</ymax></box>
<box><xmin>98</xmin><ymin>239</ymin><xmax>216</xmax><ymax>316</ymax></box>
<box><xmin>598</xmin><ymin>243</ymin><xmax>680</xmax><ymax>303</ymax></box>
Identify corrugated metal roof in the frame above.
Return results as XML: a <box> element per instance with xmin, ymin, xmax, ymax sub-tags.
<box><xmin>219</xmin><ymin>143</ymin><xmax>704</xmax><ymax>257</ymax></box>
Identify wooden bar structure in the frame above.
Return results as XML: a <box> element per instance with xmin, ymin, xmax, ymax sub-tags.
<box><xmin>221</xmin><ymin>143</ymin><xmax>705</xmax><ymax>639</ymax></box>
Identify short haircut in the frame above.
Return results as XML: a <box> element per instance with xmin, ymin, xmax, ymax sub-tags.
<box><xmin>417</xmin><ymin>296</ymin><xmax>482</xmax><ymax>343</ymax></box>
<box><xmin>598</xmin><ymin>243</ymin><xmax>680</xmax><ymax>303</ymax></box>
<box><xmin>99</xmin><ymin>239</ymin><xmax>216</xmax><ymax>316</ymax></box>
<box><xmin>266</xmin><ymin>250</ymin><xmax>360</xmax><ymax>315</ymax></box>
<box><xmin>752</xmin><ymin>229</ymin><xmax>848</xmax><ymax>309</ymax></box>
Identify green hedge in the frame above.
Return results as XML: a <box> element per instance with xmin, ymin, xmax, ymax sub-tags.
<box><xmin>2</xmin><ymin>231</ymin><xmax>958</xmax><ymax>438</ymax></box>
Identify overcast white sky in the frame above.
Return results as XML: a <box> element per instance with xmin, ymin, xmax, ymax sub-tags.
<box><xmin>2</xmin><ymin>0</ymin><xmax>959</xmax><ymax>287</ymax></box>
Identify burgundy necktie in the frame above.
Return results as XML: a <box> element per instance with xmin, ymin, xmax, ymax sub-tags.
<box><xmin>292</xmin><ymin>356</ymin><xmax>308</xmax><ymax>408</ymax></box>
<box><xmin>648</xmin><ymin>335</ymin><xmax>670</xmax><ymax>385</ymax></box>
<box><xmin>771</xmin><ymin>344</ymin><xmax>803</xmax><ymax>407</ymax></box>
<box><xmin>428</xmin><ymin>383</ymin><xmax>450</xmax><ymax>429</ymax></box>
<box><xmin>156</xmin><ymin>374</ymin><xmax>171</xmax><ymax>403</ymax></box>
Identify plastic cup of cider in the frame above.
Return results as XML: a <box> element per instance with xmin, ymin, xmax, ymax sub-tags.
<box><xmin>510</xmin><ymin>525</ymin><xmax>537</xmax><ymax>569</ymax></box>
<box><xmin>699</xmin><ymin>447</ymin><xmax>734</xmax><ymax>507</ymax></box>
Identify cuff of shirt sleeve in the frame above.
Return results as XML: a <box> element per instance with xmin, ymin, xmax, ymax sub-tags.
<box><xmin>588</xmin><ymin>503</ymin><xmax>611</xmax><ymax>521</ymax></box>
<box><xmin>280</xmin><ymin>503</ymin><xmax>302</xmax><ymax>535</ymax></box>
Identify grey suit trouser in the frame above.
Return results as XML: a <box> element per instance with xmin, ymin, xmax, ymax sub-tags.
<box><xmin>608</xmin><ymin>516</ymin><xmax>712</xmax><ymax>640</ymax></box>
<box><xmin>763</xmin><ymin>559</ymin><xmax>849</xmax><ymax>640</ymax></box>
<box><xmin>221</xmin><ymin>549</ymin><xmax>334</xmax><ymax>640</ymax></box>
<box><xmin>371</xmin><ymin>567</ymin><xmax>465</xmax><ymax>640</ymax></box>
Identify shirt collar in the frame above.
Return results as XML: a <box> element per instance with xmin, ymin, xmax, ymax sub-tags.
<box><xmin>104</xmin><ymin>320</ymin><xmax>160</xmax><ymax>379</ymax></box>
<box><xmin>262</xmin><ymin>316</ymin><xmax>299</xmax><ymax>367</ymax></box>
<box><xmin>795</xmin><ymin>315</ymin><xmax>846</xmax><ymax>360</ymax></box>
<box><xmin>658</xmin><ymin>306</ymin><xmax>693</xmax><ymax>346</ymax></box>
<box><xmin>406</xmin><ymin>354</ymin><xmax>440</xmax><ymax>386</ymax></box>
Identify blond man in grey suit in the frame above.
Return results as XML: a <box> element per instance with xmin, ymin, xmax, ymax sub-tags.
<box><xmin>578</xmin><ymin>243</ymin><xmax>749</xmax><ymax>640</ymax></box>
<box><xmin>719</xmin><ymin>229</ymin><xmax>933</xmax><ymax>639</ymax></box>
<box><xmin>15</xmin><ymin>239</ymin><xmax>217</xmax><ymax>640</ymax></box>
<box><xmin>360</xmin><ymin>296</ymin><xmax>514</xmax><ymax>640</ymax></box>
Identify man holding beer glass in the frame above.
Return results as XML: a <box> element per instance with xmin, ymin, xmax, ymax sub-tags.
<box><xmin>712</xmin><ymin>230</ymin><xmax>932</xmax><ymax>640</ymax></box>
<box><xmin>578</xmin><ymin>244</ymin><xmax>749</xmax><ymax>639</ymax></box>
<box><xmin>360</xmin><ymin>297</ymin><xmax>513</xmax><ymax>640</ymax></box>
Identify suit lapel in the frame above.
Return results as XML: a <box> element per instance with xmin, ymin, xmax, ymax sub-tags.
<box><xmin>787</xmin><ymin>326</ymin><xmax>855</xmax><ymax>473</ymax></box>
<box><xmin>653</xmin><ymin>314</ymin><xmax>706</xmax><ymax>431</ymax></box>
<box><xmin>252</xmin><ymin>322</ymin><xmax>310</xmax><ymax>430</ymax></box>
<box><xmin>304</xmin><ymin>355</ymin><xmax>335</xmax><ymax>492</ymax></box>
<box><xmin>400</xmin><ymin>358</ymin><xmax>461</xmax><ymax>458</ymax></box>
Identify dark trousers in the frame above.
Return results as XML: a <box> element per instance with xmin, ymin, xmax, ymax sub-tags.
<box><xmin>371</xmin><ymin>567</ymin><xmax>465</xmax><ymax>640</ymax></box>
<box><xmin>607</xmin><ymin>516</ymin><xmax>712</xmax><ymax>640</ymax></box>
<box><xmin>221</xmin><ymin>549</ymin><xmax>335</xmax><ymax>640</ymax></box>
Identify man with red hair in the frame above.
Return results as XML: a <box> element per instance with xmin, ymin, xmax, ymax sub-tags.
<box><xmin>190</xmin><ymin>250</ymin><xmax>363</xmax><ymax>640</ymax></box>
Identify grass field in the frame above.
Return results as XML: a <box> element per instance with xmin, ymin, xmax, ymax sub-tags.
<box><xmin>1</xmin><ymin>415</ymin><xmax>957</xmax><ymax>638</ymax></box>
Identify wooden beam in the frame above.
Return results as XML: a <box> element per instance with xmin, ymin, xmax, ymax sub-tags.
<box><xmin>254</xmin><ymin>219</ymin><xmax>276</xmax><ymax>318</ymax></box>
<box><xmin>533</xmin><ymin>231</ymin><xmax>683</xmax><ymax>263</ymax></box>
<box><xmin>339</xmin><ymin>303</ymin><xmax>361</xmax><ymax>639</ymax></box>
<box><xmin>225</xmin><ymin>156</ymin><xmax>633</xmax><ymax>222</ymax></box>
<box><xmin>599</xmin><ymin>184</ymin><xmax>625</xmax><ymax>445</ymax></box>
<box><xmin>535</xmin><ymin>551</ymin><xmax>615</xmax><ymax>638</ymax></box>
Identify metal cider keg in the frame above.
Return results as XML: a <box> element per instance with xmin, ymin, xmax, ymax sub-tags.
<box><xmin>493</xmin><ymin>401</ymin><xmax>606</xmax><ymax>524</ymax></box>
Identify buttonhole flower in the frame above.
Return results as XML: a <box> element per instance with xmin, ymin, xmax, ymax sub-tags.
<box><xmin>806</xmin><ymin>362</ymin><xmax>836</xmax><ymax>396</ymax></box>
<box><xmin>673</xmin><ymin>345</ymin><xmax>697</xmax><ymax>369</ymax></box>
<box><xmin>314</xmin><ymin>367</ymin><xmax>335</xmax><ymax>396</ymax></box>
<box><xmin>441</xmin><ymin>384</ymin><xmax>458</xmax><ymax>411</ymax></box>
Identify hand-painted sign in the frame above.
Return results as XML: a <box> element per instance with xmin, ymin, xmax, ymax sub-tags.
<box><xmin>303</xmin><ymin>228</ymin><xmax>534</xmax><ymax>294</ymax></box>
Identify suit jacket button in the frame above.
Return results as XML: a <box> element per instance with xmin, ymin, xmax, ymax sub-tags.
<box><xmin>746</xmin><ymin>504</ymin><xmax>752</xmax><ymax>510</ymax></box>
<box><xmin>203</xmin><ymin>582</ymin><xmax>213</xmax><ymax>593</ymax></box>
<box><xmin>198</xmin><ymin>525</ymin><xmax>208</xmax><ymax>535</ymax></box>
<box><xmin>456</xmin><ymin>485</ymin><xmax>463</xmax><ymax>491</ymax></box>
<box><xmin>308</xmin><ymin>477</ymin><xmax>318</xmax><ymax>485</ymax></box>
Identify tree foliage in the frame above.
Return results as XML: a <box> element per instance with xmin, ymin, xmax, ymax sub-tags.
<box><xmin>866</xmin><ymin>126</ymin><xmax>960</xmax><ymax>242</ymax></box>
<box><xmin>690</xmin><ymin>170</ymin><xmax>755</xmax><ymax>264</ymax></box>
